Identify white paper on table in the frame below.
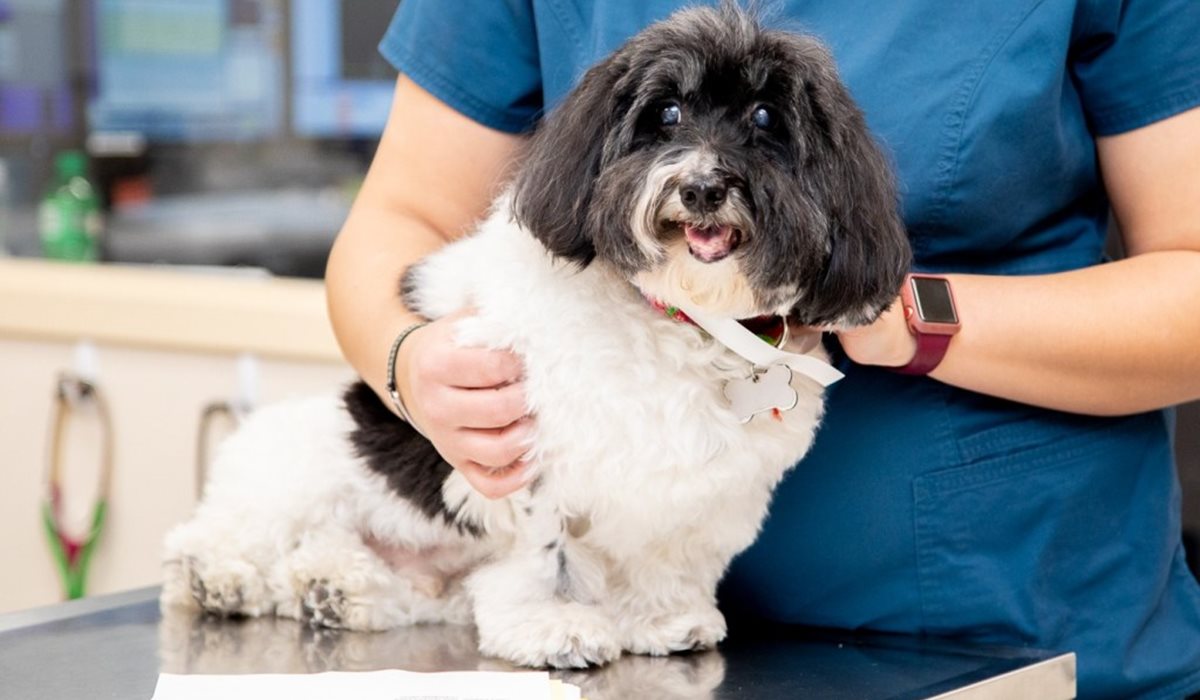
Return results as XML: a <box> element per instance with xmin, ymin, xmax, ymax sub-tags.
<box><xmin>550</xmin><ymin>679</ymin><xmax>582</xmax><ymax>700</ymax></box>
<box><xmin>151</xmin><ymin>670</ymin><xmax>582</xmax><ymax>700</ymax></box>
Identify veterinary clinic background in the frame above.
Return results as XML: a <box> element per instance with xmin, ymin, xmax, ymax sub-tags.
<box><xmin>1</xmin><ymin>1</ymin><xmax>1199</xmax><ymax>699</ymax></box>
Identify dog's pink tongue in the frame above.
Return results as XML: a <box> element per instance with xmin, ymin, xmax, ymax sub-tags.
<box><xmin>685</xmin><ymin>224</ymin><xmax>736</xmax><ymax>262</ymax></box>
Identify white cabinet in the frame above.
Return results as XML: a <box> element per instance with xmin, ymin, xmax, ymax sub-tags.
<box><xmin>0</xmin><ymin>260</ymin><xmax>356</xmax><ymax>612</ymax></box>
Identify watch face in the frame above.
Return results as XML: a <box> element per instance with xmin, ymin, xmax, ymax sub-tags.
<box><xmin>912</xmin><ymin>276</ymin><xmax>958</xmax><ymax>324</ymax></box>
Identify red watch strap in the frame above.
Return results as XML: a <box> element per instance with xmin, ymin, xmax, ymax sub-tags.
<box><xmin>892</xmin><ymin>332</ymin><xmax>952</xmax><ymax>376</ymax></box>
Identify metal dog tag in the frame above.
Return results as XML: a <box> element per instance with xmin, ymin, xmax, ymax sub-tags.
<box><xmin>724</xmin><ymin>364</ymin><xmax>798</xmax><ymax>423</ymax></box>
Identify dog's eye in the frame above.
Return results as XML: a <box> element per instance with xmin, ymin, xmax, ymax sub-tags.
<box><xmin>660</xmin><ymin>103</ymin><xmax>682</xmax><ymax>127</ymax></box>
<box><xmin>751</xmin><ymin>106</ymin><xmax>774</xmax><ymax>130</ymax></box>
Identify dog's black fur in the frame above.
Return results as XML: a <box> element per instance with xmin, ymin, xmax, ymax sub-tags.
<box><xmin>512</xmin><ymin>4</ymin><xmax>910</xmax><ymax>326</ymax></box>
<box><xmin>343</xmin><ymin>382</ymin><xmax>480</xmax><ymax>536</ymax></box>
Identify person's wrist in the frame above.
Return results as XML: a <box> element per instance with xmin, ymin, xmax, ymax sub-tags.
<box><xmin>876</xmin><ymin>303</ymin><xmax>919</xmax><ymax>367</ymax></box>
<box><xmin>889</xmin><ymin>273</ymin><xmax>961</xmax><ymax>376</ymax></box>
<box><xmin>836</xmin><ymin>297</ymin><xmax>918</xmax><ymax>367</ymax></box>
<box><xmin>385</xmin><ymin>322</ymin><xmax>429</xmax><ymax>429</ymax></box>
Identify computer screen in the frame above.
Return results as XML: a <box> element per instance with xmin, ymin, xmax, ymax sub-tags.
<box><xmin>87</xmin><ymin>0</ymin><xmax>285</xmax><ymax>142</ymax></box>
<box><xmin>0</xmin><ymin>0</ymin><xmax>75</xmax><ymax>138</ymax></box>
<box><xmin>290</xmin><ymin>0</ymin><xmax>397</xmax><ymax>139</ymax></box>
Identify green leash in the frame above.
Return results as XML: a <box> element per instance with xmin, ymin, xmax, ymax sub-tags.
<box><xmin>42</xmin><ymin>500</ymin><xmax>107</xmax><ymax>600</ymax></box>
<box><xmin>43</xmin><ymin>375</ymin><xmax>113</xmax><ymax>600</ymax></box>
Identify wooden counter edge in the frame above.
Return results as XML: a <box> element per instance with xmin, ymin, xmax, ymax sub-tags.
<box><xmin>0</xmin><ymin>258</ymin><xmax>346</xmax><ymax>364</ymax></box>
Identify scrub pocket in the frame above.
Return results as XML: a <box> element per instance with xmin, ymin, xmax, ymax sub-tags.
<box><xmin>911</xmin><ymin>411</ymin><xmax>1165</xmax><ymax>644</ymax></box>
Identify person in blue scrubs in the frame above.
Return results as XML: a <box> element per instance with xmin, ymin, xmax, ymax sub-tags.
<box><xmin>324</xmin><ymin>2</ymin><xmax>1200</xmax><ymax>697</ymax></box>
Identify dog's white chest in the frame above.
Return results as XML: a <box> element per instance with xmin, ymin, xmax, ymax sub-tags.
<box><xmin>418</xmin><ymin>221</ymin><xmax>824</xmax><ymax>542</ymax></box>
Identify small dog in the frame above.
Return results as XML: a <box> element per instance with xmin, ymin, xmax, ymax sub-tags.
<box><xmin>162</xmin><ymin>5</ymin><xmax>909</xmax><ymax>669</ymax></box>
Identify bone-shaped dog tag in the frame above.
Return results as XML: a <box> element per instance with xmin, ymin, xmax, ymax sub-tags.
<box><xmin>724</xmin><ymin>364</ymin><xmax>798</xmax><ymax>423</ymax></box>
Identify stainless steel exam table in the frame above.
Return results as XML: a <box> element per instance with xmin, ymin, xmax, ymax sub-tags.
<box><xmin>0</xmin><ymin>587</ymin><xmax>1075</xmax><ymax>699</ymax></box>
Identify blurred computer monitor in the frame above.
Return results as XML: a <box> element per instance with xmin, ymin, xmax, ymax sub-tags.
<box><xmin>290</xmin><ymin>0</ymin><xmax>396</xmax><ymax>139</ymax></box>
<box><xmin>0</xmin><ymin>0</ymin><xmax>76</xmax><ymax>139</ymax></box>
<box><xmin>87</xmin><ymin>0</ymin><xmax>286</xmax><ymax>142</ymax></box>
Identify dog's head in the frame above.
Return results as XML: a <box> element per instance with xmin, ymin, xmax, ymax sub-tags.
<box><xmin>511</xmin><ymin>4</ymin><xmax>910</xmax><ymax>325</ymax></box>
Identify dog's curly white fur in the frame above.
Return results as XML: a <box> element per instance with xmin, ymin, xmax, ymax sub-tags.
<box><xmin>163</xmin><ymin>4</ymin><xmax>909</xmax><ymax>669</ymax></box>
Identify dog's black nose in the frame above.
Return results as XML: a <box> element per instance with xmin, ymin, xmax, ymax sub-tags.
<box><xmin>680</xmin><ymin>181</ymin><xmax>727</xmax><ymax>214</ymax></box>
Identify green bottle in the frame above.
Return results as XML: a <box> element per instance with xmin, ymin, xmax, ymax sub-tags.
<box><xmin>39</xmin><ymin>151</ymin><xmax>103</xmax><ymax>262</ymax></box>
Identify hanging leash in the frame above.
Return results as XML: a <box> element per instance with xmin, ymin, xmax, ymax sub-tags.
<box><xmin>195</xmin><ymin>400</ymin><xmax>250</xmax><ymax>499</ymax></box>
<box><xmin>194</xmin><ymin>354</ymin><xmax>258</xmax><ymax>499</ymax></box>
<box><xmin>43</xmin><ymin>373</ymin><xmax>114</xmax><ymax>600</ymax></box>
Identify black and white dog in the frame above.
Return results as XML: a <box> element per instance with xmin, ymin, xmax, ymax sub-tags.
<box><xmin>162</xmin><ymin>5</ymin><xmax>909</xmax><ymax>669</ymax></box>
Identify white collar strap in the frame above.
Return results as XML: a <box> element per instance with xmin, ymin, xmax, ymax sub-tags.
<box><xmin>671</xmin><ymin>300</ymin><xmax>845</xmax><ymax>387</ymax></box>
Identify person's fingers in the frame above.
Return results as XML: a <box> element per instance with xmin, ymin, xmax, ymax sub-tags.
<box><xmin>428</xmin><ymin>347</ymin><xmax>524</xmax><ymax>389</ymax></box>
<box><xmin>428</xmin><ymin>382</ymin><xmax>528</xmax><ymax>430</ymax></box>
<box><xmin>453</xmin><ymin>418</ymin><xmax>534</xmax><ymax>469</ymax></box>
<box><xmin>460</xmin><ymin>460</ymin><xmax>532</xmax><ymax>500</ymax></box>
<box><xmin>395</xmin><ymin>309</ymin><xmax>536</xmax><ymax>500</ymax></box>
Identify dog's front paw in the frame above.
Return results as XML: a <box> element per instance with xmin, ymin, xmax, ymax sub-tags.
<box><xmin>476</xmin><ymin>603</ymin><xmax>621</xmax><ymax>669</ymax></box>
<box><xmin>285</xmin><ymin>577</ymin><xmax>394</xmax><ymax>632</ymax></box>
<box><xmin>301</xmin><ymin>579</ymin><xmax>349</xmax><ymax>629</ymax></box>
<box><xmin>621</xmin><ymin>606</ymin><xmax>727</xmax><ymax>656</ymax></box>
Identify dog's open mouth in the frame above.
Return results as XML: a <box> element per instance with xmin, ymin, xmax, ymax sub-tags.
<box><xmin>683</xmin><ymin>224</ymin><xmax>741</xmax><ymax>263</ymax></box>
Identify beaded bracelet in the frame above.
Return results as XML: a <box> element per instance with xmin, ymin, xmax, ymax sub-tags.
<box><xmin>385</xmin><ymin>322</ymin><xmax>429</xmax><ymax>432</ymax></box>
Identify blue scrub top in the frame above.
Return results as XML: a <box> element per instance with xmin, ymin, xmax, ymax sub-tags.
<box><xmin>380</xmin><ymin>2</ymin><xmax>1200</xmax><ymax>696</ymax></box>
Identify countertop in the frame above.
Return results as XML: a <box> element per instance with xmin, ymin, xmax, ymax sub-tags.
<box><xmin>0</xmin><ymin>587</ymin><xmax>1076</xmax><ymax>700</ymax></box>
<box><xmin>0</xmin><ymin>258</ymin><xmax>342</xmax><ymax>363</ymax></box>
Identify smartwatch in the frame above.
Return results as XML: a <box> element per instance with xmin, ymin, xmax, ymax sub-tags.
<box><xmin>892</xmin><ymin>273</ymin><xmax>960</xmax><ymax>376</ymax></box>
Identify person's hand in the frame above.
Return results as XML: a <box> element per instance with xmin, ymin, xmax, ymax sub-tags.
<box><xmin>393</xmin><ymin>309</ymin><xmax>533</xmax><ymax>499</ymax></box>
<box><xmin>832</xmin><ymin>297</ymin><xmax>918</xmax><ymax>368</ymax></box>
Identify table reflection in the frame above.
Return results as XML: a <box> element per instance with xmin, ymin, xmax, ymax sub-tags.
<box><xmin>158</xmin><ymin>608</ymin><xmax>726</xmax><ymax>700</ymax></box>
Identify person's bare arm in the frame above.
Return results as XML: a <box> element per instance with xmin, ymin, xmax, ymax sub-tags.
<box><xmin>837</xmin><ymin>106</ymin><xmax>1200</xmax><ymax>416</ymax></box>
<box><xmin>326</xmin><ymin>76</ymin><xmax>533</xmax><ymax>497</ymax></box>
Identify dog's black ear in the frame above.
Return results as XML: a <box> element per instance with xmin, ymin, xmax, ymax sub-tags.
<box><xmin>511</xmin><ymin>57</ymin><xmax>630</xmax><ymax>266</ymax></box>
<box><xmin>788</xmin><ymin>39</ymin><xmax>912</xmax><ymax>326</ymax></box>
